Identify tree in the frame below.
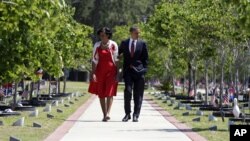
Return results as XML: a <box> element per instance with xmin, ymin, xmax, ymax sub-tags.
<box><xmin>141</xmin><ymin>0</ymin><xmax>250</xmax><ymax>104</ymax></box>
<box><xmin>68</xmin><ymin>0</ymin><xmax>160</xmax><ymax>32</ymax></box>
<box><xmin>0</xmin><ymin>0</ymin><xmax>93</xmax><ymax>106</ymax></box>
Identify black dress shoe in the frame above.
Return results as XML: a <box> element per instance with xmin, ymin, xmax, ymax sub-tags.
<box><xmin>133</xmin><ymin>115</ymin><xmax>138</xmax><ymax>122</ymax></box>
<box><xmin>102</xmin><ymin>118</ymin><xmax>108</xmax><ymax>122</ymax></box>
<box><xmin>106</xmin><ymin>116</ymin><xmax>110</xmax><ymax>121</ymax></box>
<box><xmin>122</xmin><ymin>114</ymin><xmax>131</xmax><ymax>122</ymax></box>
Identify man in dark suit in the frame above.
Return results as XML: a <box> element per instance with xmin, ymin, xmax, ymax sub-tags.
<box><xmin>119</xmin><ymin>26</ymin><xmax>149</xmax><ymax>122</ymax></box>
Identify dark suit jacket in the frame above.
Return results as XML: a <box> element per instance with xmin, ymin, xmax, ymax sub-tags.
<box><xmin>119</xmin><ymin>39</ymin><xmax>149</xmax><ymax>76</ymax></box>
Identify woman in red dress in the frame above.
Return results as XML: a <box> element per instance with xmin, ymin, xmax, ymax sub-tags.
<box><xmin>88</xmin><ymin>27</ymin><xmax>119</xmax><ymax>121</ymax></box>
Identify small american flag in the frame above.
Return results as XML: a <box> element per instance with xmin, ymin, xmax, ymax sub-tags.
<box><xmin>223</xmin><ymin>93</ymin><xmax>229</xmax><ymax>104</ymax></box>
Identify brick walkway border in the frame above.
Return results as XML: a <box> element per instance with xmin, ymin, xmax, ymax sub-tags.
<box><xmin>44</xmin><ymin>95</ymin><xmax>96</xmax><ymax>141</ymax></box>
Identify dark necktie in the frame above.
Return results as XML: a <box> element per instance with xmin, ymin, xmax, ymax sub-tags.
<box><xmin>131</xmin><ymin>40</ymin><xmax>135</xmax><ymax>58</ymax></box>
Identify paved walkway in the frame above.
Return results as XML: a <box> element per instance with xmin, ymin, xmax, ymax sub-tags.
<box><xmin>45</xmin><ymin>92</ymin><xmax>207</xmax><ymax>141</ymax></box>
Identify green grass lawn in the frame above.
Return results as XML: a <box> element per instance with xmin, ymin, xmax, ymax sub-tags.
<box><xmin>0</xmin><ymin>81</ymin><xmax>91</xmax><ymax>141</ymax></box>
<box><xmin>146</xmin><ymin>93</ymin><xmax>230</xmax><ymax>141</ymax></box>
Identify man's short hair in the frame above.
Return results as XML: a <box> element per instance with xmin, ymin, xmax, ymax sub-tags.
<box><xmin>129</xmin><ymin>26</ymin><xmax>139</xmax><ymax>33</ymax></box>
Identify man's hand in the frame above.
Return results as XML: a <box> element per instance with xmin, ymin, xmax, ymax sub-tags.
<box><xmin>115</xmin><ymin>75</ymin><xmax>119</xmax><ymax>82</ymax></box>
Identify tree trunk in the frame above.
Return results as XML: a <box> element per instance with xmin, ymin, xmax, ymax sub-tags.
<box><xmin>92</xmin><ymin>0</ymin><xmax>102</xmax><ymax>42</ymax></box>
<box><xmin>219</xmin><ymin>67</ymin><xmax>224</xmax><ymax>108</ymax></box>
<box><xmin>243</xmin><ymin>71</ymin><xmax>246</xmax><ymax>93</ymax></box>
<box><xmin>57</xmin><ymin>78</ymin><xmax>60</xmax><ymax>94</ymax></box>
<box><xmin>63</xmin><ymin>69</ymin><xmax>67</xmax><ymax>94</ymax></box>
<box><xmin>182</xmin><ymin>75</ymin><xmax>186</xmax><ymax>95</ymax></box>
<box><xmin>37</xmin><ymin>80</ymin><xmax>40</xmax><ymax>100</ymax></box>
<box><xmin>205</xmin><ymin>60</ymin><xmax>209</xmax><ymax>105</ymax></box>
<box><xmin>21</xmin><ymin>79</ymin><xmax>25</xmax><ymax>91</ymax></box>
<box><xmin>29</xmin><ymin>82</ymin><xmax>34</xmax><ymax>101</ymax></box>
<box><xmin>172</xmin><ymin>74</ymin><xmax>176</xmax><ymax>95</ymax></box>
<box><xmin>48</xmin><ymin>75</ymin><xmax>51</xmax><ymax>95</ymax></box>
<box><xmin>13</xmin><ymin>82</ymin><xmax>18</xmax><ymax>108</ymax></box>
<box><xmin>188</xmin><ymin>62</ymin><xmax>193</xmax><ymax>96</ymax></box>
<box><xmin>219</xmin><ymin>50</ymin><xmax>225</xmax><ymax>108</ymax></box>
<box><xmin>235</xmin><ymin>68</ymin><xmax>239</xmax><ymax>98</ymax></box>
<box><xmin>193</xmin><ymin>68</ymin><xmax>197</xmax><ymax>98</ymax></box>
<box><xmin>229</xmin><ymin>63</ymin><xmax>233</xmax><ymax>84</ymax></box>
<box><xmin>212</xmin><ymin>60</ymin><xmax>216</xmax><ymax>85</ymax></box>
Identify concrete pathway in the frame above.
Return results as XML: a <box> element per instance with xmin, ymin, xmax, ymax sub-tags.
<box><xmin>45</xmin><ymin>92</ymin><xmax>206</xmax><ymax>141</ymax></box>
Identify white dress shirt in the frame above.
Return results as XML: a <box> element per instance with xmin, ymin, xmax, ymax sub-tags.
<box><xmin>129</xmin><ymin>38</ymin><xmax>137</xmax><ymax>53</ymax></box>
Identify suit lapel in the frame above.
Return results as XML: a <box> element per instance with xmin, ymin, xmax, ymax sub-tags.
<box><xmin>125</xmin><ymin>39</ymin><xmax>130</xmax><ymax>55</ymax></box>
<box><xmin>135</xmin><ymin>40</ymin><xmax>141</xmax><ymax>57</ymax></box>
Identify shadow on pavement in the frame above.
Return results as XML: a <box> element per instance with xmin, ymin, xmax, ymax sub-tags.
<box><xmin>65</xmin><ymin>119</ymin><xmax>123</xmax><ymax>122</ymax></box>
<box><xmin>117</xmin><ymin>128</ymin><xmax>194</xmax><ymax>132</ymax></box>
<box><xmin>192</xmin><ymin>128</ymin><xmax>228</xmax><ymax>132</ymax></box>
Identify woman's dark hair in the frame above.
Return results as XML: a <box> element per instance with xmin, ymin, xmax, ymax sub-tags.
<box><xmin>97</xmin><ymin>27</ymin><xmax>112</xmax><ymax>39</ymax></box>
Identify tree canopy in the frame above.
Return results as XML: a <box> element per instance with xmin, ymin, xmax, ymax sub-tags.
<box><xmin>0</xmin><ymin>0</ymin><xmax>93</xmax><ymax>84</ymax></box>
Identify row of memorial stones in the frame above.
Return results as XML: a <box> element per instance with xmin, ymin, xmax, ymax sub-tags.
<box><xmin>149</xmin><ymin>91</ymin><xmax>227</xmax><ymax>131</ymax></box>
<box><xmin>0</xmin><ymin>92</ymin><xmax>84</xmax><ymax>141</ymax></box>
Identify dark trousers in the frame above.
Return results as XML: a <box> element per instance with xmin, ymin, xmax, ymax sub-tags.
<box><xmin>124</xmin><ymin>70</ymin><xmax>145</xmax><ymax>117</ymax></box>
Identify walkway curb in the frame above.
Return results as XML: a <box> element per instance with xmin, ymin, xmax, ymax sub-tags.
<box><xmin>44</xmin><ymin>95</ymin><xmax>96</xmax><ymax>141</ymax></box>
<box><xmin>145</xmin><ymin>96</ymin><xmax>207</xmax><ymax>141</ymax></box>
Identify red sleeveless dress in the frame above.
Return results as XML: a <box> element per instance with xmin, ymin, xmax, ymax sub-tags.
<box><xmin>88</xmin><ymin>45</ymin><xmax>118</xmax><ymax>98</ymax></box>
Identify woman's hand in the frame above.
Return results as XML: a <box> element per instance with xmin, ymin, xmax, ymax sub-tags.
<box><xmin>90</xmin><ymin>73</ymin><xmax>97</xmax><ymax>82</ymax></box>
